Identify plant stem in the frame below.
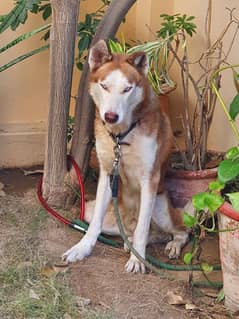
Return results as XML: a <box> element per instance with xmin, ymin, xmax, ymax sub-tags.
<box><xmin>0</xmin><ymin>23</ymin><xmax>50</xmax><ymax>54</ymax></box>
<box><xmin>211</xmin><ymin>65</ymin><xmax>239</xmax><ymax>143</ymax></box>
<box><xmin>0</xmin><ymin>44</ymin><xmax>49</xmax><ymax>72</ymax></box>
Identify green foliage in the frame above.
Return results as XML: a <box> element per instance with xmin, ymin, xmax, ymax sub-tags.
<box><xmin>0</xmin><ymin>0</ymin><xmax>51</xmax><ymax>73</ymax></box>
<box><xmin>76</xmin><ymin>1</ymin><xmax>110</xmax><ymax>70</ymax></box>
<box><xmin>229</xmin><ymin>93</ymin><xmax>239</xmax><ymax>120</ymax></box>
<box><xmin>225</xmin><ymin>146</ymin><xmax>239</xmax><ymax>160</ymax></box>
<box><xmin>39</xmin><ymin>3</ymin><xmax>52</xmax><ymax>21</ymax></box>
<box><xmin>233</xmin><ymin>69</ymin><xmax>239</xmax><ymax>92</ymax></box>
<box><xmin>216</xmin><ymin>289</ymin><xmax>225</xmax><ymax>303</ymax></box>
<box><xmin>183</xmin><ymin>65</ymin><xmax>239</xmax><ymax>278</ymax></box>
<box><xmin>201</xmin><ymin>262</ymin><xmax>213</xmax><ymax>274</ymax></box>
<box><xmin>108</xmin><ymin>38</ymin><xmax>127</xmax><ymax>53</ymax></box>
<box><xmin>226</xmin><ymin>192</ymin><xmax>239</xmax><ymax>212</ymax></box>
<box><xmin>0</xmin><ymin>0</ymin><xmax>50</xmax><ymax>33</ymax></box>
<box><xmin>157</xmin><ymin>13</ymin><xmax>196</xmax><ymax>39</ymax></box>
<box><xmin>218</xmin><ymin>158</ymin><xmax>239</xmax><ymax>183</ymax></box>
<box><xmin>208</xmin><ymin>180</ymin><xmax>225</xmax><ymax>192</ymax></box>
<box><xmin>183</xmin><ymin>212</ymin><xmax>196</xmax><ymax>227</ymax></box>
<box><xmin>192</xmin><ymin>192</ymin><xmax>224</xmax><ymax>213</ymax></box>
<box><xmin>183</xmin><ymin>252</ymin><xmax>193</xmax><ymax>265</ymax></box>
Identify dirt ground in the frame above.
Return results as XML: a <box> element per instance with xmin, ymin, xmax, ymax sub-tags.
<box><xmin>0</xmin><ymin>168</ymin><xmax>235</xmax><ymax>319</ymax></box>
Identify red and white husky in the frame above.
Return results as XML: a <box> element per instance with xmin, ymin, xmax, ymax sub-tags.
<box><xmin>63</xmin><ymin>40</ymin><xmax>189</xmax><ymax>273</ymax></box>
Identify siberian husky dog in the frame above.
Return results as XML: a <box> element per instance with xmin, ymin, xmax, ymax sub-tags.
<box><xmin>63</xmin><ymin>40</ymin><xmax>189</xmax><ymax>273</ymax></box>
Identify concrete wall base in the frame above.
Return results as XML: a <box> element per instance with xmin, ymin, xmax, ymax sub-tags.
<box><xmin>0</xmin><ymin>122</ymin><xmax>46</xmax><ymax>168</ymax></box>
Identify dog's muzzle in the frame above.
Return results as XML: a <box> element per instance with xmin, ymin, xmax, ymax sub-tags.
<box><xmin>104</xmin><ymin>112</ymin><xmax>119</xmax><ymax>124</ymax></box>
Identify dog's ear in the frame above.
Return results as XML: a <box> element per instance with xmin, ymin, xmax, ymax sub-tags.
<box><xmin>88</xmin><ymin>40</ymin><xmax>111</xmax><ymax>72</ymax></box>
<box><xmin>127</xmin><ymin>52</ymin><xmax>149</xmax><ymax>75</ymax></box>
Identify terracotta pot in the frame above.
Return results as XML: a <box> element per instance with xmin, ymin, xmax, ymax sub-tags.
<box><xmin>218</xmin><ymin>202</ymin><xmax>239</xmax><ymax>313</ymax></box>
<box><xmin>165</xmin><ymin>168</ymin><xmax>217</xmax><ymax>208</ymax></box>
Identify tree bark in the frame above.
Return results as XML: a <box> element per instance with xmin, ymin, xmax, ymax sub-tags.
<box><xmin>70</xmin><ymin>0</ymin><xmax>137</xmax><ymax>180</ymax></box>
<box><xmin>42</xmin><ymin>0</ymin><xmax>80</xmax><ymax>207</ymax></box>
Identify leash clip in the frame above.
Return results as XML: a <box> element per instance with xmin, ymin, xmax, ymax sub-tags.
<box><xmin>113</xmin><ymin>139</ymin><xmax>121</xmax><ymax>166</ymax></box>
<box><xmin>110</xmin><ymin>139</ymin><xmax>121</xmax><ymax>198</ymax></box>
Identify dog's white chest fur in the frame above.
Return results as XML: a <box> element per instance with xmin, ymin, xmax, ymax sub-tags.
<box><xmin>96</xmin><ymin>129</ymin><xmax>158</xmax><ymax>187</ymax></box>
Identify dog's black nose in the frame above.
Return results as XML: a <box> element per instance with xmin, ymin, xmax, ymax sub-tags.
<box><xmin>104</xmin><ymin>112</ymin><xmax>119</xmax><ymax>124</ymax></box>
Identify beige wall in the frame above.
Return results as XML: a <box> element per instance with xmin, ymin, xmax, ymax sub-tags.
<box><xmin>0</xmin><ymin>2</ymin><xmax>49</xmax><ymax>166</ymax></box>
<box><xmin>133</xmin><ymin>0</ymin><xmax>239</xmax><ymax>152</ymax></box>
<box><xmin>0</xmin><ymin>1</ymin><xmax>238</xmax><ymax>167</ymax></box>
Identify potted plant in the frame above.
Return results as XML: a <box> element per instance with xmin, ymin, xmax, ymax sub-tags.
<box><xmin>183</xmin><ymin>64</ymin><xmax>239</xmax><ymax>313</ymax></box>
<box><xmin>109</xmin><ymin>3</ymin><xmax>239</xmax><ymax>208</ymax></box>
<box><xmin>160</xmin><ymin>4</ymin><xmax>239</xmax><ymax>207</ymax></box>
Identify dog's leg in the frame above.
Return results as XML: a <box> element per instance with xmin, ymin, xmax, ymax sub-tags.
<box><xmin>63</xmin><ymin>169</ymin><xmax>111</xmax><ymax>262</ymax></box>
<box><xmin>125</xmin><ymin>179</ymin><xmax>156</xmax><ymax>273</ymax></box>
<box><xmin>152</xmin><ymin>193</ymin><xmax>190</xmax><ymax>259</ymax></box>
<box><xmin>164</xmin><ymin>231</ymin><xmax>189</xmax><ymax>259</ymax></box>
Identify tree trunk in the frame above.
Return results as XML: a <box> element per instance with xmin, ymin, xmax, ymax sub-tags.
<box><xmin>42</xmin><ymin>0</ymin><xmax>80</xmax><ymax>207</ymax></box>
<box><xmin>70</xmin><ymin>0</ymin><xmax>137</xmax><ymax>180</ymax></box>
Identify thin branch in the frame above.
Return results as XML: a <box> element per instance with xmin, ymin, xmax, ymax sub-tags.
<box><xmin>0</xmin><ymin>44</ymin><xmax>49</xmax><ymax>72</ymax></box>
<box><xmin>0</xmin><ymin>23</ymin><xmax>50</xmax><ymax>54</ymax></box>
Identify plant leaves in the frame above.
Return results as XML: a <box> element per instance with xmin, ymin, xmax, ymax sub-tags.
<box><xmin>192</xmin><ymin>192</ymin><xmax>224</xmax><ymax>213</ymax></box>
<box><xmin>229</xmin><ymin>93</ymin><xmax>239</xmax><ymax>120</ymax></box>
<box><xmin>218</xmin><ymin>158</ymin><xmax>239</xmax><ymax>183</ymax></box>
<box><xmin>183</xmin><ymin>252</ymin><xmax>193</xmax><ymax>265</ymax></box>
<box><xmin>201</xmin><ymin>262</ymin><xmax>213</xmax><ymax>274</ymax></box>
<box><xmin>226</xmin><ymin>146</ymin><xmax>239</xmax><ymax>160</ymax></box>
<box><xmin>183</xmin><ymin>212</ymin><xmax>196</xmax><ymax>227</ymax></box>
<box><xmin>232</xmin><ymin>69</ymin><xmax>239</xmax><ymax>93</ymax></box>
<box><xmin>216</xmin><ymin>289</ymin><xmax>225</xmax><ymax>303</ymax></box>
<box><xmin>226</xmin><ymin>192</ymin><xmax>239</xmax><ymax>212</ymax></box>
<box><xmin>42</xmin><ymin>5</ymin><xmax>52</xmax><ymax>21</ymax></box>
<box><xmin>208</xmin><ymin>180</ymin><xmax>225</xmax><ymax>191</ymax></box>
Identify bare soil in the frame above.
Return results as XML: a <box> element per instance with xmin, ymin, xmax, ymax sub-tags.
<box><xmin>0</xmin><ymin>168</ymin><xmax>235</xmax><ymax>319</ymax></box>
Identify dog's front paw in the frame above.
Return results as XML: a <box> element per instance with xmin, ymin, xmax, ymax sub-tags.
<box><xmin>164</xmin><ymin>240</ymin><xmax>182</xmax><ymax>259</ymax></box>
<box><xmin>125</xmin><ymin>255</ymin><xmax>146</xmax><ymax>274</ymax></box>
<box><xmin>62</xmin><ymin>238</ymin><xmax>93</xmax><ymax>263</ymax></box>
<box><xmin>123</xmin><ymin>236</ymin><xmax>133</xmax><ymax>253</ymax></box>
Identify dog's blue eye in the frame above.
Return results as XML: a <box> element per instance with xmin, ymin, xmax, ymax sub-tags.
<box><xmin>123</xmin><ymin>86</ymin><xmax>133</xmax><ymax>93</ymax></box>
<box><xmin>100</xmin><ymin>83</ymin><xmax>108</xmax><ymax>90</ymax></box>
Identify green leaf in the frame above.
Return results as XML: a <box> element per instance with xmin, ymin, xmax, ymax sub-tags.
<box><xmin>216</xmin><ymin>289</ymin><xmax>225</xmax><ymax>303</ymax></box>
<box><xmin>186</xmin><ymin>16</ymin><xmax>196</xmax><ymax>21</ymax></box>
<box><xmin>201</xmin><ymin>262</ymin><xmax>213</xmax><ymax>274</ymax></box>
<box><xmin>78</xmin><ymin>35</ymin><xmax>91</xmax><ymax>53</ymax></box>
<box><xmin>31</xmin><ymin>4</ymin><xmax>39</xmax><ymax>14</ymax></box>
<box><xmin>232</xmin><ymin>69</ymin><xmax>239</xmax><ymax>93</ymax></box>
<box><xmin>208</xmin><ymin>180</ymin><xmax>225</xmax><ymax>191</ymax></box>
<box><xmin>218</xmin><ymin>158</ymin><xmax>239</xmax><ymax>183</ymax></box>
<box><xmin>183</xmin><ymin>212</ymin><xmax>196</xmax><ymax>227</ymax></box>
<box><xmin>11</xmin><ymin>18</ymin><xmax>20</xmax><ymax>31</ymax></box>
<box><xmin>229</xmin><ymin>93</ymin><xmax>239</xmax><ymax>120</ymax></box>
<box><xmin>42</xmin><ymin>5</ymin><xmax>52</xmax><ymax>21</ymax></box>
<box><xmin>85</xmin><ymin>14</ymin><xmax>92</xmax><ymax>26</ymax></box>
<box><xmin>42</xmin><ymin>29</ymin><xmax>50</xmax><ymax>41</ymax></box>
<box><xmin>226</xmin><ymin>146</ymin><xmax>239</xmax><ymax>160</ymax></box>
<box><xmin>183</xmin><ymin>252</ymin><xmax>193</xmax><ymax>265</ymax></box>
<box><xmin>0</xmin><ymin>2</ymin><xmax>25</xmax><ymax>33</ymax></box>
<box><xmin>192</xmin><ymin>192</ymin><xmax>224</xmax><ymax>213</ymax></box>
<box><xmin>18</xmin><ymin>9</ymin><xmax>28</xmax><ymax>24</ymax></box>
<box><xmin>226</xmin><ymin>192</ymin><xmax>239</xmax><ymax>212</ymax></box>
